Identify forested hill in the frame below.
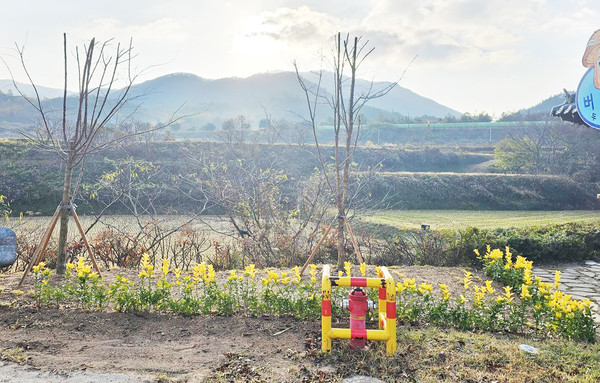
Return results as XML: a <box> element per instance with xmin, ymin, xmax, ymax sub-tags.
<box><xmin>0</xmin><ymin>71</ymin><xmax>460</xmax><ymax>134</ymax></box>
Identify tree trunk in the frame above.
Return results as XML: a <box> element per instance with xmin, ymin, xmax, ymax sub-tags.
<box><xmin>56</xmin><ymin>145</ymin><xmax>73</xmax><ymax>275</ymax></box>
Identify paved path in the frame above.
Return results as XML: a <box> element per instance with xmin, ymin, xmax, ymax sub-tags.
<box><xmin>534</xmin><ymin>261</ymin><xmax>600</xmax><ymax>323</ymax></box>
<box><xmin>0</xmin><ymin>362</ymin><xmax>151</xmax><ymax>383</ymax></box>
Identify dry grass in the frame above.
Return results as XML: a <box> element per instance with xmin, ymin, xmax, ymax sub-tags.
<box><xmin>314</xmin><ymin>326</ymin><xmax>600</xmax><ymax>382</ymax></box>
<box><xmin>364</xmin><ymin>210</ymin><xmax>600</xmax><ymax>230</ymax></box>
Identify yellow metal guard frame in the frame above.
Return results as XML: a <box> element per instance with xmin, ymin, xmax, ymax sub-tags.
<box><xmin>321</xmin><ymin>265</ymin><xmax>396</xmax><ymax>355</ymax></box>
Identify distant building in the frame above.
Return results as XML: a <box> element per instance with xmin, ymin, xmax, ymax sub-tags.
<box><xmin>550</xmin><ymin>90</ymin><xmax>585</xmax><ymax>125</ymax></box>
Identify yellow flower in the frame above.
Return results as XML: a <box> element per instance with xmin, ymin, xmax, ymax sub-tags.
<box><xmin>228</xmin><ymin>270</ymin><xmax>239</xmax><ymax>281</ymax></box>
<box><xmin>66</xmin><ymin>263</ymin><xmax>75</xmax><ymax>271</ymax></box>
<box><xmin>554</xmin><ymin>270</ymin><xmax>561</xmax><ymax>289</ymax></box>
<box><xmin>418</xmin><ymin>283</ymin><xmax>433</xmax><ymax>295</ymax></box>
<box><xmin>473</xmin><ymin>248</ymin><xmax>480</xmax><ymax>257</ymax></box>
<box><xmin>484</xmin><ymin>280</ymin><xmax>495</xmax><ymax>295</ymax></box>
<box><xmin>520</xmin><ymin>284</ymin><xmax>532</xmax><ymax>299</ymax></box>
<box><xmin>538</xmin><ymin>282</ymin><xmax>552</xmax><ymax>296</ymax></box>
<box><xmin>473</xmin><ymin>288</ymin><xmax>486</xmax><ymax>307</ymax></box>
<box><xmin>504</xmin><ymin>248</ymin><xmax>513</xmax><ymax>270</ymax></box>
<box><xmin>309</xmin><ymin>264</ymin><xmax>317</xmax><ymax>283</ymax></box>
<box><xmin>139</xmin><ymin>253</ymin><xmax>154</xmax><ymax>279</ymax></box>
<box><xmin>293</xmin><ymin>266</ymin><xmax>301</xmax><ymax>283</ymax></box>
<box><xmin>206</xmin><ymin>265</ymin><xmax>216</xmax><ymax>283</ymax></box>
<box><xmin>161</xmin><ymin>259</ymin><xmax>170</xmax><ymax>277</ymax></box>
<box><xmin>463</xmin><ymin>271</ymin><xmax>472</xmax><ymax>290</ymax></box>
<box><xmin>514</xmin><ymin>256</ymin><xmax>532</xmax><ymax>270</ymax></box>
<box><xmin>458</xmin><ymin>294</ymin><xmax>467</xmax><ymax>304</ymax></box>
<box><xmin>192</xmin><ymin>262</ymin><xmax>207</xmax><ymax>282</ymax></box>
<box><xmin>396</xmin><ymin>282</ymin><xmax>405</xmax><ymax>293</ymax></box>
<box><xmin>280</xmin><ymin>272</ymin><xmax>290</xmax><ymax>285</ymax></box>
<box><xmin>267</xmin><ymin>270</ymin><xmax>279</xmax><ymax>284</ymax></box>
<box><xmin>523</xmin><ymin>269</ymin><xmax>533</xmax><ymax>285</ymax></box>
<box><xmin>555</xmin><ymin>311</ymin><xmax>563</xmax><ymax>318</ymax></box>
<box><xmin>403</xmin><ymin>278</ymin><xmax>416</xmax><ymax>291</ymax></box>
<box><xmin>343</xmin><ymin>262</ymin><xmax>351</xmax><ymax>277</ymax></box>
<box><xmin>76</xmin><ymin>257</ymin><xmax>92</xmax><ymax>278</ymax></box>
<box><xmin>439</xmin><ymin>284</ymin><xmax>450</xmax><ymax>301</ymax></box>
<box><xmin>174</xmin><ymin>268</ymin><xmax>182</xmax><ymax>280</ymax></box>
<box><xmin>359</xmin><ymin>262</ymin><xmax>367</xmax><ymax>277</ymax></box>
<box><xmin>503</xmin><ymin>286</ymin><xmax>514</xmax><ymax>303</ymax></box>
<box><xmin>245</xmin><ymin>264</ymin><xmax>257</xmax><ymax>279</ymax></box>
<box><xmin>487</xmin><ymin>248</ymin><xmax>503</xmax><ymax>263</ymax></box>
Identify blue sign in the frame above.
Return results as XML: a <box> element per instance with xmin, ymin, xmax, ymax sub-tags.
<box><xmin>576</xmin><ymin>67</ymin><xmax>600</xmax><ymax>129</ymax></box>
<box><xmin>0</xmin><ymin>228</ymin><xmax>16</xmax><ymax>268</ymax></box>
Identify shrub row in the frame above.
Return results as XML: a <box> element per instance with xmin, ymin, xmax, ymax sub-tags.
<box><xmin>367</xmin><ymin>223</ymin><xmax>600</xmax><ymax>266</ymax></box>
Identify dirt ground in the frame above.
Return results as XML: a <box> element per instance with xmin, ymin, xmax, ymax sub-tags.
<box><xmin>0</xmin><ymin>306</ymin><xmax>325</xmax><ymax>382</ymax></box>
<box><xmin>0</xmin><ymin>265</ymin><xmax>489</xmax><ymax>382</ymax></box>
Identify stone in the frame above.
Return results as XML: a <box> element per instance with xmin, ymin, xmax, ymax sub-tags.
<box><xmin>585</xmin><ymin>261</ymin><xmax>599</xmax><ymax>266</ymax></box>
<box><xmin>343</xmin><ymin>376</ymin><xmax>386</xmax><ymax>383</ymax></box>
<box><xmin>319</xmin><ymin>366</ymin><xmax>337</xmax><ymax>374</ymax></box>
<box><xmin>565</xmin><ymin>283</ymin><xmax>596</xmax><ymax>290</ymax></box>
<box><xmin>519</xmin><ymin>344</ymin><xmax>539</xmax><ymax>354</ymax></box>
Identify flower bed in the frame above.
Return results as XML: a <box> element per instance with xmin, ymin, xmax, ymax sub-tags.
<box><xmin>29</xmin><ymin>249</ymin><xmax>597</xmax><ymax>343</ymax></box>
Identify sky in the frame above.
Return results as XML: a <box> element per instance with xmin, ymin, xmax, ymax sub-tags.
<box><xmin>0</xmin><ymin>0</ymin><xmax>599</xmax><ymax>116</ymax></box>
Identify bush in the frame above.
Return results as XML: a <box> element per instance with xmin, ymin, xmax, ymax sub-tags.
<box><xmin>369</xmin><ymin>223</ymin><xmax>600</xmax><ymax>267</ymax></box>
<box><xmin>458</xmin><ymin>223</ymin><xmax>600</xmax><ymax>264</ymax></box>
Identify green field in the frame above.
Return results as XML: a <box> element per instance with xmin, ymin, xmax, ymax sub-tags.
<box><xmin>363</xmin><ymin>210</ymin><xmax>600</xmax><ymax>230</ymax></box>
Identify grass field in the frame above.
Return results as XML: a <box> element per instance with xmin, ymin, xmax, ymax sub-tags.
<box><xmin>363</xmin><ymin>210</ymin><xmax>600</xmax><ymax>230</ymax></box>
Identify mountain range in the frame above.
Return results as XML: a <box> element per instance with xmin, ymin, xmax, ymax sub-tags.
<box><xmin>0</xmin><ymin>71</ymin><xmax>460</xmax><ymax>131</ymax></box>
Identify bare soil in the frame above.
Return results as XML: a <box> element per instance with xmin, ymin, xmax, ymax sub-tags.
<box><xmin>0</xmin><ymin>306</ymin><xmax>323</xmax><ymax>382</ymax></box>
<box><xmin>0</xmin><ymin>265</ymin><xmax>492</xmax><ymax>382</ymax></box>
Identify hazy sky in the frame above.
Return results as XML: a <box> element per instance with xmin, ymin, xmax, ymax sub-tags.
<box><xmin>0</xmin><ymin>0</ymin><xmax>598</xmax><ymax>116</ymax></box>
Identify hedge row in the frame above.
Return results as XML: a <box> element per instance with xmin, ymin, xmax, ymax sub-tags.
<box><xmin>365</xmin><ymin>223</ymin><xmax>600</xmax><ymax>266</ymax></box>
<box><xmin>368</xmin><ymin>172</ymin><xmax>599</xmax><ymax>210</ymax></box>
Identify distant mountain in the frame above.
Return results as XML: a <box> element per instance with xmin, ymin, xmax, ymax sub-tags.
<box><xmin>298</xmin><ymin>71</ymin><xmax>459</xmax><ymax>119</ymax></box>
<box><xmin>0</xmin><ymin>71</ymin><xmax>461</xmax><ymax>133</ymax></box>
<box><xmin>0</xmin><ymin>79</ymin><xmax>76</xmax><ymax>99</ymax></box>
<box><xmin>500</xmin><ymin>92</ymin><xmax>570</xmax><ymax>120</ymax></box>
<box><xmin>123</xmin><ymin>71</ymin><xmax>461</xmax><ymax>126</ymax></box>
<box><xmin>522</xmin><ymin>93</ymin><xmax>568</xmax><ymax>115</ymax></box>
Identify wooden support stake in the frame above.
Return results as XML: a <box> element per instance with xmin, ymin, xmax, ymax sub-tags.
<box><xmin>72</xmin><ymin>209</ymin><xmax>101</xmax><ymax>277</ymax></box>
<box><xmin>300</xmin><ymin>216</ymin><xmax>337</xmax><ymax>275</ymax></box>
<box><xmin>345</xmin><ymin>218</ymin><xmax>364</xmax><ymax>265</ymax></box>
<box><xmin>18</xmin><ymin>209</ymin><xmax>61</xmax><ymax>288</ymax></box>
<box><xmin>18</xmin><ymin>204</ymin><xmax>102</xmax><ymax>287</ymax></box>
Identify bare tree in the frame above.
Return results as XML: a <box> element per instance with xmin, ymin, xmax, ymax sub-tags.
<box><xmin>9</xmin><ymin>34</ymin><xmax>179</xmax><ymax>274</ymax></box>
<box><xmin>295</xmin><ymin>33</ymin><xmax>399</xmax><ymax>267</ymax></box>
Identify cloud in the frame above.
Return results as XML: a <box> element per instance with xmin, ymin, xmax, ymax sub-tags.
<box><xmin>78</xmin><ymin>17</ymin><xmax>190</xmax><ymax>44</ymax></box>
<box><xmin>244</xmin><ymin>6</ymin><xmax>339</xmax><ymax>48</ymax></box>
<box><xmin>241</xmin><ymin>2</ymin><xmax>530</xmax><ymax>71</ymax></box>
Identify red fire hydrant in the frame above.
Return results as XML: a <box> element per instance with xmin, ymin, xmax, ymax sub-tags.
<box><xmin>347</xmin><ymin>287</ymin><xmax>369</xmax><ymax>349</ymax></box>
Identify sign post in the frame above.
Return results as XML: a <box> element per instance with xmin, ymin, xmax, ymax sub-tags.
<box><xmin>577</xmin><ymin>29</ymin><xmax>600</xmax><ymax>130</ymax></box>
